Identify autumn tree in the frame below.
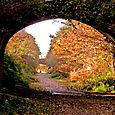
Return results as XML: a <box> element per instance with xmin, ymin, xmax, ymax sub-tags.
<box><xmin>50</xmin><ymin>20</ymin><xmax>114</xmax><ymax>85</ymax></box>
<box><xmin>5</xmin><ymin>29</ymin><xmax>41</xmax><ymax>71</ymax></box>
<box><xmin>4</xmin><ymin>29</ymin><xmax>41</xmax><ymax>88</ymax></box>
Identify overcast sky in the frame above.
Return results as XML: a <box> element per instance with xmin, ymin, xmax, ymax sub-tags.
<box><xmin>26</xmin><ymin>18</ymin><xmax>66</xmax><ymax>58</ymax></box>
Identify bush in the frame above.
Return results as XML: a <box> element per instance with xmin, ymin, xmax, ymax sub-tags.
<box><xmin>17</xmin><ymin>63</ymin><xmax>34</xmax><ymax>85</ymax></box>
<box><xmin>50</xmin><ymin>71</ymin><xmax>61</xmax><ymax>79</ymax></box>
<box><xmin>92</xmin><ymin>82</ymin><xmax>108</xmax><ymax>93</ymax></box>
<box><xmin>3</xmin><ymin>54</ymin><xmax>29</xmax><ymax>89</ymax></box>
<box><xmin>92</xmin><ymin>82</ymin><xmax>115</xmax><ymax>93</ymax></box>
<box><xmin>50</xmin><ymin>71</ymin><xmax>68</xmax><ymax>79</ymax></box>
<box><xmin>81</xmin><ymin>71</ymin><xmax>115</xmax><ymax>93</ymax></box>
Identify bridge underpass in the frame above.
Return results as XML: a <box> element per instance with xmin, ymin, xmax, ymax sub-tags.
<box><xmin>0</xmin><ymin>1</ymin><xmax>115</xmax><ymax>114</ymax></box>
<box><xmin>0</xmin><ymin>0</ymin><xmax>114</xmax><ymax>88</ymax></box>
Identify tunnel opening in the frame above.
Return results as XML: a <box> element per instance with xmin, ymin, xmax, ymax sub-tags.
<box><xmin>0</xmin><ymin>0</ymin><xmax>115</xmax><ymax>115</ymax></box>
<box><xmin>0</xmin><ymin>0</ymin><xmax>114</xmax><ymax>90</ymax></box>
<box><xmin>3</xmin><ymin>18</ymin><xmax>115</xmax><ymax>95</ymax></box>
<box><xmin>0</xmin><ymin>1</ymin><xmax>115</xmax><ymax>114</ymax></box>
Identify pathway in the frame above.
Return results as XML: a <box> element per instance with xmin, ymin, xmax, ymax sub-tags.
<box><xmin>36</xmin><ymin>73</ymin><xmax>69</xmax><ymax>92</ymax></box>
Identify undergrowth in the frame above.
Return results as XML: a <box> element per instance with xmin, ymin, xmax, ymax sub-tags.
<box><xmin>4</xmin><ymin>53</ymin><xmax>42</xmax><ymax>91</ymax></box>
<box><xmin>81</xmin><ymin>71</ymin><xmax>115</xmax><ymax>93</ymax></box>
<box><xmin>50</xmin><ymin>71</ymin><xmax>68</xmax><ymax>79</ymax></box>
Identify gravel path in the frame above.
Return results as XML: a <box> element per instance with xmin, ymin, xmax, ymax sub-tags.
<box><xmin>36</xmin><ymin>73</ymin><xmax>69</xmax><ymax>92</ymax></box>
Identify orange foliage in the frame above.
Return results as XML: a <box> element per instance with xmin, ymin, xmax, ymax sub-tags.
<box><xmin>50</xmin><ymin>20</ymin><xmax>114</xmax><ymax>83</ymax></box>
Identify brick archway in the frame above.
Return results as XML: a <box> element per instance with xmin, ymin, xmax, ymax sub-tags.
<box><xmin>0</xmin><ymin>0</ymin><xmax>114</xmax><ymax>87</ymax></box>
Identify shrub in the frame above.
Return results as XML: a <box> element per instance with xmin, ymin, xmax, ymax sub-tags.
<box><xmin>50</xmin><ymin>71</ymin><xmax>61</xmax><ymax>79</ymax></box>
<box><xmin>3</xmin><ymin>54</ymin><xmax>28</xmax><ymax>89</ymax></box>
<box><xmin>50</xmin><ymin>71</ymin><xmax>68</xmax><ymax>79</ymax></box>
<box><xmin>92</xmin><ymin>82</ymin><xmax>108</xmax><ymax>93</ymax></box>
<box><xmin>81</xmin><ymin>71</ymin><xmax>115</xmax><ymax>93</ymax></box>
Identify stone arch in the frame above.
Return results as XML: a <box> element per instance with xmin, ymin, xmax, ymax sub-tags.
<box><xmin>0</xmin><ymin>0</ymin><xmax>114</xmax><ymax>87</ymax></box>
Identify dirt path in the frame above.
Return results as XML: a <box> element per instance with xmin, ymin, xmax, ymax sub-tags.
<box><xmin>36</xmin><ymin>73</ymin><xmax>69</xmax><ymax>92</ymax></box>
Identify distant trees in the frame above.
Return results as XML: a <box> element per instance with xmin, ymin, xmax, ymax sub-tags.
<box><xmin>47</xmin><ymin>52</ymin><xmax>57</xmax><ymax>68</ymax></box>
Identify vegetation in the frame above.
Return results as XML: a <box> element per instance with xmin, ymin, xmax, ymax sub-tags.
<box><xmin>3</xmin><ymin>20</ymin><xmax>114</xmax><ymax>94</ymax></box>
<box><xmin>49</xmin><ymin>20</ymin><xmax>115</xmax><ymax>93</ymax></box>
<box><xmin>50</xmin><ymin>71</ymin><xmax>68</xmax><ymax>79</ymax></box>
<box><xmin>59</xmin><ymin>79</ymin><xmax>80</xmax><ymax>91</ymax></box>
<box><xmin>3</xmin><ymin>53</ymin><xmax>28</xmax><ymax>89</ymax></box>
<box><xmin>0</xmin><ymin>0</ymin><xmax>114</xmax><ymax>37</ymax></box>
<box><xmin>4</xmin><ymin>29</ymin><xmax>42</xmax><ymax>90</ymax></box>
<box><xmin>0</xmin><ymin>1</ymin><xmax>115</xmax><ymax>114</ymax></box>
<box><xmin>81</xmin><ymin>72</ymin><xmax>115</xmax><ymax>93</ymax></box>
<box><xmin>0</xmin><ymin>0</ymin><xmax>114</xmax><ymax>89</ymax></box>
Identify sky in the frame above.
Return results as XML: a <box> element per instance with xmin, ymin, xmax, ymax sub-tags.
<box><xmin>25</xmin><ymin>18</ymin><xmax>67</xmax><ymax>58</ymax></box>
